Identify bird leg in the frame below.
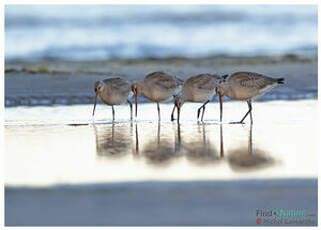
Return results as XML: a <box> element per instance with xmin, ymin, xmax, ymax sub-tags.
<box><xmin>197</xmin><ymin>100</ymin><xmax>209</xmax><ymax>121</ymax></box>
<box><xmin>171</xmin><ymin>104</ymin><xmax>176</xmax><ymax>121</ymax></box>
<box><xmin>112</xmin><ymin>105</ymin><xmax>115</xmax><ymax>121</ymax></box>
<box><xmin>240</xmin><ymin>100</ymin><xmax>252</xmax><ymax>124</ymax></box>
<box><xmin>197</xmin><ymin>108</ymin><xmax>202</xmax><ymax>120</ymax></box>
<box><xmin>201</xmin><ymin>107</ymin><xmax>206</xmax><ymax>121</ymax></box>
<box><xmin>157</xmin><ymin>102</ymin><xmax>161</xmax><ymax>121</ymax></box>
<box><xmin>127</xmin><ymin>100</ymin><xmax>133</xmax><ymax>120</ymax></box>
<box><xmin>201</xmin><ymin>100</ymin><xmax>210</xmax><ymax>121</ymax></box>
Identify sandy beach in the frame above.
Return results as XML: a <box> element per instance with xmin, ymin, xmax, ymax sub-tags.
<box><xmin>5</xmin><ymin>55</ymin><xmax>319</xmax><ymax>226</ymax></box>
<box><xmin>5</xmin><ymin>179</ymin><xmax>317</xmax><ymax>226</ymax></box>
<box><xmin>5</xmin><ymin>5</ymin><xmax>318</xmax><ymax>226</ymax></box>
<box><xmin>5</xmin><ymin>98</ymin><xmax>318</xmax><ymax>226</ymax></box>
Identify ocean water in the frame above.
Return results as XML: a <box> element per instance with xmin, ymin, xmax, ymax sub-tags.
<box><xmin>5</xmin><ymin>5</ymin><xmax>317</xmax><ymax>61</ymax></box>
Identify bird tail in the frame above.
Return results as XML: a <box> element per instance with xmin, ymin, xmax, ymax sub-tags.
<box><xmin>277</xmin><ymin>78</ymin><xmax>285</xmax><ymax>84</ymax></box>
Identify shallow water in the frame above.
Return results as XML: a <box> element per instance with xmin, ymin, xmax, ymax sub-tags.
<box><xmin>5</xmin><ymin>5</ymin><xmax>317</xmax><ymax>60</ymax></box>
<box><xmin>5</xmin><ymin>100</ymin><xmax>317</xmax><ymax>186</ymax></box>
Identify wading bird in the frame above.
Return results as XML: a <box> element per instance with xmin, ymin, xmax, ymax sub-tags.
<box><xmin>93</xmin><ymin>78</ymin><xmax>133</xmax><ymax>121</ymax></box>
<box><xmin>131</xmin><ymin>71</ymin><xmax>183</xmax><ymax>121</ymax></box>
<box><xmin>216</xmin><ymin>72</ymin><xmax>284</xmax><ymax>124</ymax></box>
<box><xmin>173</xmin><ymin>73</ymin><xmax>221</xmax><ymax>123</ymax></box>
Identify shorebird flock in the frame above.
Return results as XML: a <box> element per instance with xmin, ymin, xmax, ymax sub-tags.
<box><xmin>93</xmin><ymin>71</ymin><xmax>284</xmax><ymax>124</ymax></box>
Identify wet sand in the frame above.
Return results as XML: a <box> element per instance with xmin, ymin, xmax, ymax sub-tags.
<box><xmin>5</xmin><ymin>100</ymin><xmax>318</xmax><ymax>185</ymax></box>
<box><xmin>4</xmin><ymin>100</ymin><xmax>318</xmax><ymax>226</ymax></box>
<box><xmin>4</xmin><ymin>55</ymin><xmax>318</xmax><ymax>226</ymax></box>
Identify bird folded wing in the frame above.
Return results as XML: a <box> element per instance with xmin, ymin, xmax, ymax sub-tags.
<box><xmin>196</xmin><ymin>77</ymin><xmax>217</xmax><ymax>91</ymax></box>
<box><xmin>109</xmin><ymin>79</ymin><xmax>131</xmax><ymax>93</ymax></box>
<box><xmin>154</xmin><ymin>77</ymin><xmax>178</xmax><ymax>90</ymax></box>
<box><xmin>232</xmin><ymin>73</ymin><xmax>269</xmax><ymax>90</ymax></box>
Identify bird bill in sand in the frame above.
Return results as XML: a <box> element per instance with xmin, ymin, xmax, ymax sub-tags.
<box><xmin>135</xmin><ymin>87</ymin><xmax>138</xmax><ymax>117</ymax></box>
<box><xmin>92</xmin><ymin>93</ymin><xmax>98</xmax><ymax>116</ymax></box>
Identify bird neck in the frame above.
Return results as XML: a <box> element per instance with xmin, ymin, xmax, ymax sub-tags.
<box><xmin>136</xmin><ymin>81</ymin><xmax>145</xmax><ymax>95</ymax></box>
<box><xmin>217</xmin><ymin>82</ymin><xmax>231</xmax><ymax>97</ymax></box>
<box><xmin>181</xmin><ymin>86</ymin><xmax>194</xmax><ymax>101</ymax></box>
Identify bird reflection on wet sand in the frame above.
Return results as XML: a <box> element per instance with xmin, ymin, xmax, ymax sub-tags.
<box><xmin>94</xmin><ymin>122</ymin><xmax>274</xmax><ymax>171</ymax></box>
<box><xmin>94</xmin><ymin>123</ymin><xmax>133</xmax><ymax>159</ymax></box>
<box><xmin>135</xmin><ymin>122</ymin><xmax>179</xmax><ymax>166</ymax></box>
<box><xmin>183</xmin><ymin>123</ymin><xmax>222</xmax><ymax>165</ymax></box>
<box><xmin>227</xmin><ymin>124</ymin><xmax>275</xmax><ymax>171</ymax></box>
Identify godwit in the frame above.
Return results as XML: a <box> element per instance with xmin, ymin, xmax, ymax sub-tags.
<box><xmin>216</xmin><ymin>72</ymin><xmax>284</xmax><ymax>124</ymax></box>
<box><xmin>92</xmin><ymin>78</ymin><xmax>133</xmax><ymax>121</ymax></box>
<box><xmin>131</xmin><ymin>71</ymin><xmax>183</xmax><ymax>121</ymax></box>
<box><xmin>173</xmin><ymin>73</ymin><xmax>221</xmax><ymax>123</ymax></box>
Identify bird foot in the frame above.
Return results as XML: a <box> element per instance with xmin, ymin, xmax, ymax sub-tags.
<box><xmin>197</xmin><ymin>120</ymin><xmax>203</xmax><ymax>125</ymax></box>
<box><xmin>229</xmin><ymin>121</ymin><xmax>245</xmax><ymax>125</ymax></box>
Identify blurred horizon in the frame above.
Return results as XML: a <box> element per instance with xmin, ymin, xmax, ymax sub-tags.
<box><xmin>5</xmin><ymin>4</ymin><xmax>318</xmax><ymax>62</ymax></box>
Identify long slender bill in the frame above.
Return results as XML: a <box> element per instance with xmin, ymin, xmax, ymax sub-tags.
<box><xmin>219</xmin><ymin>94</ymin><xmax>223</xmax><ymax>122</ymax></box>
<box><xmin>135</xmin><ymin>92</ymin><xmax>138</xmax><ymax>117</ymax></box>
<box><xmin>92</xmin><ymin>94</ymin><xmax>98</xmax><ymax>116</ymax></box>
<box><xmin>177</xmin><ymin>106</ymin><xmax>180</xmax><ymax>124</ymax></box>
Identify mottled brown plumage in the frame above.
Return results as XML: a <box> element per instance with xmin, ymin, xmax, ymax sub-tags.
<box><xmin>132</xmin><ymin>71</ymin><xmax>183</xmax><ymax>120</ymax></box>
<box><xmin>173</xmin><ymin>73</ymin><xmax>221</xmax><ymax>122</ymax></box>
<box><xmin>93</xmin><ymin>78</ymin><xmax>133</xmax><ymax>121</ymax></box>
<box><xmin>217</xmin><ymin>71</ymin><xmax>284</xmax><ymax>123</ymax></box>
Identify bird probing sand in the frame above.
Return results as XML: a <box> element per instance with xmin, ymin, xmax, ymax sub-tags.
<box><xmin>93</xmin><ymin>78</ymin><xmax>133</xmax><ymax>121</ymax></box>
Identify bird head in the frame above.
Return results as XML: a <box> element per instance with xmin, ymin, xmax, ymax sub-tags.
<box><xmin>94</xmin><ymin>81</ymin><xmax>104</xmax><ymax>94</ymax></box>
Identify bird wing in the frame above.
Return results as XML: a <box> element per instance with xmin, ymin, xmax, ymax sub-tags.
<box><xmin>145</xmin><ymin>72</ymin><xmax>180</xmax><ymax>90</ymax></box>
<box><xmin>187</xmin><ymin>74</ymin><xmax>218</xmax><ymax>91</ymax></box>
<box><xmin>228</xmin><ymin>72</ymin><xmax>274</xmax><ymax>90</ymax></box>
<box><xmin>103</xmin><ymin>78</ymin><xmax>131</xmax><ymax>94</ymax></box>
<box><xmin>102</xmin><ymin>77</ymin><xmax>122</xmax><ymax>85</ymax></box>
<box><xmin>144</xmin><ymin>71</ymin><xmax>167</xmax><ymax>80</ymax></box>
